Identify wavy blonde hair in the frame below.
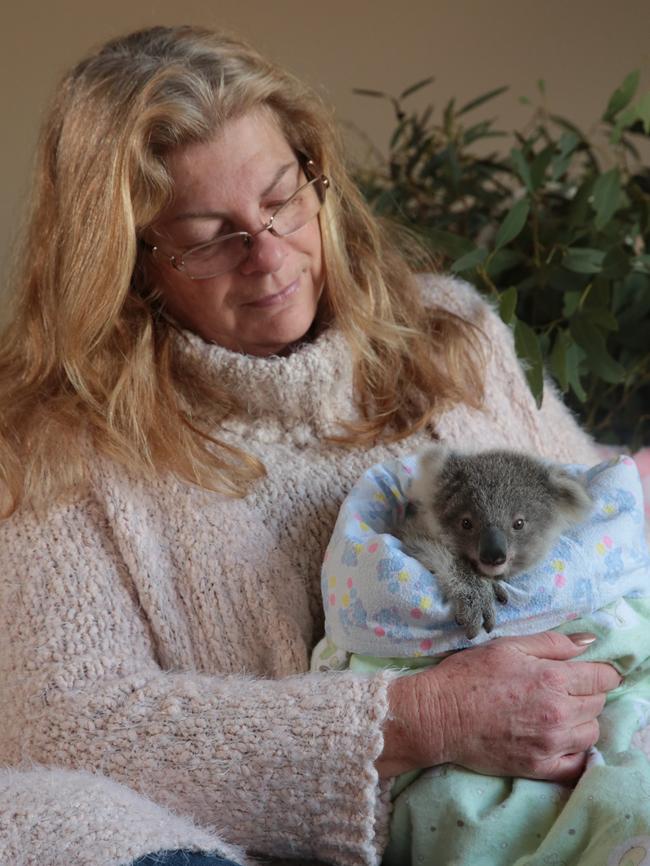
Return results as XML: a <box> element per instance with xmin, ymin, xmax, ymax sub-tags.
<box><xmin>0</xmin><ymin>25</ymin><xmax>484</xmax><ymax>513</ymax></box>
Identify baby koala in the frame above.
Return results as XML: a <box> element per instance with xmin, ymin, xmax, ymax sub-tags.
<box><xmin>398</xmin><ymin>447</ymin><xmax>593</xmax><ymax>639</ymax></box>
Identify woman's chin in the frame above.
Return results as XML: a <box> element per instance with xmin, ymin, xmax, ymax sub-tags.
<box><xmin>239</xmin><ymin>305</ymin><xmax>319</xmax><ymax>356</ymax></box>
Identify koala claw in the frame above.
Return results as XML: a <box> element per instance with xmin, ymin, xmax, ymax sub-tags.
<box><xmin>455</xmin><ymin>600</ymin><xmax>484</xmax><ymax>640</ymax></box>
<box><xmin>458</xmin><ymin>619</ymin><xmax>480</xmax><ymax>640</ymax></box>
<box><xmin>493</xmin><ymin>583</ymin><xmax>508</xmax><ymax>605</ymax></box>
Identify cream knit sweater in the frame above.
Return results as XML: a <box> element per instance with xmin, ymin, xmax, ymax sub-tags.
<box><xmin>0</xmin><ymin>275</ymin><xmax>633</xmax><ymax>866</ymax></box>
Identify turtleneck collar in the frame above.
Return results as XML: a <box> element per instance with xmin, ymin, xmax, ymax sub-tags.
<box><xmin>174</xmin><ymin>325</ymin><xmax>357</xmax><ymax>432</ymax></box>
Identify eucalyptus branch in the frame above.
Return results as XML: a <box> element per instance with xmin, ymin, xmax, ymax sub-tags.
<box><xmin>352</xmin><ymin>71</ymin><xmax>650</xmax><ymax>446</ymax></box>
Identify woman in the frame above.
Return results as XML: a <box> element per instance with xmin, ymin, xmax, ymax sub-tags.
<box><xmin>0</xmin><ymin>25</ymin><xmax>625</xmax><ymax>866</ymax></box>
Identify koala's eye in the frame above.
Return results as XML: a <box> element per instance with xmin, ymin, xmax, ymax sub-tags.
<box><xmin>461</xmin><ymin>518</ymin><xmax>473</xmax><ymax>531</ymax></box>
<box><xmin>512</xmin><ymin>518</ymin><xmax>525</xmax><ymax>530</ymax></box>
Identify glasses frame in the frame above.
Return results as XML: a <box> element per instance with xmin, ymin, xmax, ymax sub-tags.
<box><xmin>142</xmin><ymin>158</ymin><xmax>329</xmax><ymax>281</ymax></box>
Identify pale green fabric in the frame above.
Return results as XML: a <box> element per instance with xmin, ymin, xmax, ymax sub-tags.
<box><xmin>349</xmin><ymin>597</ymin><xmax>650</xmax><ymax>866</ymax></box>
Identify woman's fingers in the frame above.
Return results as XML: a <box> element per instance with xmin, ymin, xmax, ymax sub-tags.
<box><xmin>506</xmin><ymin>630</ymin><xmax>598</xmax><ymax>661</ymax></box>
<box><xmin>564</xmin><ymin>659</ymin><xmax>622</xmax><ymax>696</ymax></box>
<box><xmin>568</xmin><ymin>692</ymin><xmax>608</xmax><ymax>726</ymax></box>
<box><xmin>565</xmin><ymin>718</ymin><xmax>601</xmax><ymax>754</ymax></box>
<box><xmin>543</xmin><ymin>750</ymin><xmax>590</xmax><ymax>783</ymax></box>
<box><xmin>538</xmin><ymin>722</ymin><xmax>601</xmax><ymax>782</ymax></box>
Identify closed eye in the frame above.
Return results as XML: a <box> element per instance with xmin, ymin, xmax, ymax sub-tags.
<box><xmin>263</xmin><ymin>185</ymin><xmax>303</xmax><ymax>215</ymax></box>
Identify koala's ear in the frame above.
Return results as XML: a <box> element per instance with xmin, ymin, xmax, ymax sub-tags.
<box><xmin>548</xmin><ymin>468</ymin><xmax>593</xmax><ymax>525</ymax></box>
<box><xmin>418</xmin><ymin>446</ymin><xmax>449</xmax><ymax>479</ymax></box>
<box><xmin>410</xmin><ymin>446</ymin><xmax>449</xmax><ymax>503</ymax></box>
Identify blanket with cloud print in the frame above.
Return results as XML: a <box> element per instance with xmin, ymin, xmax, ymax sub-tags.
<box><xmin>312</xmin><ymin>455</ymin><xmax>650</xmax><ymax>866</ymax></box>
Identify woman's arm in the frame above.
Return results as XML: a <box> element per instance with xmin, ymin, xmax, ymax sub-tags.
<box><xmin>0</xmin><ymin>494</ymin><xmax>393</xmax><ymax>866</ymax></box>
<box><xmin>377</xmin><ymin>631</ymin><xmax>621</xmax><ymax>780</ymax></box>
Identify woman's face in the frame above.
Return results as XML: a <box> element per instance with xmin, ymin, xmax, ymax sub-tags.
<box><xmin>148</xmin><ymin>110</ymin><xmax>325</xmax><ymax>356</ymax></box>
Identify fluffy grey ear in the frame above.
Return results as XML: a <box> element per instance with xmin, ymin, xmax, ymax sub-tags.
<box><xmin>548</xmin><ymin>468</ymin><xmax>593</xmax><ymax>525</ymax></box>
<box><xmin>409</xmin><ymin>446</ymin><xmax>449</xmax><ymax>504</ymax></box>
<box><xmin>419</xmin><ymin>445</ymin><xmax>449</xmax><ymax>478</ymax></box>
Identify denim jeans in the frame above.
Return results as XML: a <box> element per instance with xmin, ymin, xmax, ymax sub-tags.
<box><xmin>131</xmin><ymin>852</ymin><xmax>242</xmax><ymax>866</ymax></box>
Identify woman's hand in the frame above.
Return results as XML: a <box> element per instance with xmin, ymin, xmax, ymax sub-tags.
<box><xmin>376</xmin><ymin>631</ymin><xmax>622</xmax><ymax>782</ymax></box>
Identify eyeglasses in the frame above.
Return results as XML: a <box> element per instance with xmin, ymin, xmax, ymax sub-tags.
<box><xmin>143</xmin><ymin>160</ymin><xmax>329</xmax><ymax>280</ymax></box>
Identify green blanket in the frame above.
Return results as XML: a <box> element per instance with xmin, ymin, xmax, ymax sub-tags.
<box><xmin>349</xmin><ymin>597</ymin><xmax>650</xmax><ymax>866</ymax></box>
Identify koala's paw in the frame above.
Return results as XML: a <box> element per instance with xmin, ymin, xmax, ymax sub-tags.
<box><xmin>493</xmin><ymin>583</ymin><xmax>508</xmax><ymax>605</ymax></box>
<box><xmin>455</xmin><ymin>599</ymin><xmax>483</xmax><ymax>640</ymax></box>
<box><xmin>482</xmin><ymin>604</ymin><xmax>496</xmax><ymax>633</ymax></box>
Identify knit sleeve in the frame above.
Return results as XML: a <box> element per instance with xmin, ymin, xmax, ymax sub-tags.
<box><xmin>0</xmin><ymin>493</ymin><xmax>394</xmax><ymax>866</ymax></box>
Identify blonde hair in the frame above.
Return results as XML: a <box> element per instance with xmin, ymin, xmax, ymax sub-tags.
<box><xmin>0</xmin><ymin>25</ymin><xmax>484</xmax><ymax>513</ymax></box>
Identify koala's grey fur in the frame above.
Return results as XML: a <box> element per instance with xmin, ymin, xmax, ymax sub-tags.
<box><xmin>397</xmin><ymin>447</ymin><xmax>593</xmax><ymax>640</ymax></box>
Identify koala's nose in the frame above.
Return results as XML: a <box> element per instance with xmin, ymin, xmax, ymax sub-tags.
<box><xmin>479</xmin><ymin>526</ymin><xmax>507</xmax><ymax>565</ymax></box>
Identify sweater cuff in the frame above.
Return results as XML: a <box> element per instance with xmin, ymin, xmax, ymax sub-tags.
<box><xmin>244</xmin><ymin>667</ymin><xmax>397</xmax><ymax>866</ymax></box>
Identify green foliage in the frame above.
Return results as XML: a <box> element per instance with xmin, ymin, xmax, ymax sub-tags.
<box><xmin>352</xmin><ymin>73</ymin><xmax>650</xmax><ymax>448</ymax></box>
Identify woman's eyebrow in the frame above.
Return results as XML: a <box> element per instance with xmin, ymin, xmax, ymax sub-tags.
<box><xmin>171</xmin><ymin>161</ymin><xmax>298</xmax><ymax>222</ymax></box>
<box><xmin>261</xmin><ymin>161</ymin><xmax>297</xmax><ymax>197</ymax></box>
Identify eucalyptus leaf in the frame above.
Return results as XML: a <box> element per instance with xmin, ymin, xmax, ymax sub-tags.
<box><xmin>562</xmin><ymin>291</ymin><xmax>581</xmax><ymax>317</ymax></box>
<box><xmin>400</xmin><ymin>76</ymin><xmax>435</xmax><ymax>100</ymax></box>
<box><xmin>353</xmin><ymin>88</ymin><xmax>388</xmax><ymax>99</ymax></box>
<box><xmin>514</xmin><ymin>318</ymin><xmax>544</xmax><ymax>405</ymax></box>
<box><xmin>592</xmin><ymin>168</ymin><xmax>622</xmax><ymax>230</ymax></box>
<box><xmin>389</xmin><ymin>118</ymin><xmax>408</xmax><ymax>150</ymax></box>
<box><xmin>584</xmin><ymin>307</ymin><xmax>619</xmax><ymax>332</ymax></box>
<box><xmin>550</xmin><ymin>329</ymin><xmax>571</xmax><ymax>391</ymax></box>
<box><xmin>563</xmin><ymin>248</ymin><xmax>606</xmax><ymax>274</ymax></box>
<box><xmin>531</xmin><ymin>146</ymin><xmax>555</xmax><ymax>190</ymax></box>
<box><xmin>557</xmin><ymin>131</ymin><xmax>580</xmax><ymax>157</ymax></box>
<box><xmin>443</xmin><ymin>99</ymin><xmax>456</xmax><ymax>135</ymax></box>
<box><xmin>611</xmin><ymin>104</ymin><xmax>638</xmax><ymax>143</ymax></box>
<box><xmin>498</xmin><ymin>286</ymin><xmax>518</xmax><ymax>324</ymax></box>
<box><xmin>425</xmin><ymin>228</ymin><xmax>474</xmax><ymax>260</ymax></box>
<box><xmin>457</xmin><ymin>85</ymin><xmax>509</xmax><ymax>116</ymax></box>
<box><xmin>494</xmin><ymin>199</ymin><xmax>530</xmax><ymax>251</ymax></box>
<box><xmin>603</xmin><ymin>70</ymin><xmax>640</xmax><ymax>122</ymax></box>
<box><xmin>450</xmin><ymin>247</ymin><xmax>488</xmax><ymax>273</ymax></box>
<box><xmin>486</xmin><ymin>248</ymin><xmax>524</xmax><ymax>280</ymax></box>
<box><xmin>566</xmin><ymin>343</ymin><xmax>588</xmax><ymax>402</ymax></box>
<box><xmin>446</xmin><ymin>146</ymin><xmax>461</xmax><ymax>189</ymax></box>
<box><xmin>510</xmin><ymin>148</ymin><xmax>533</xmax><ymax>193</ymax></box>
<box><xmin>551</xmin><ymin>132</ymin><xmax>580</xmax><ymax>181</ymax></box>
<box><xmin>601</xmin><ymin>247</ymin><xmax>629</xmax><ymax>280</ymax></box>
<box><xmin>570</xmin><ymin>316</ymin><xmax>625</xmax><ymax>384</ymax></box>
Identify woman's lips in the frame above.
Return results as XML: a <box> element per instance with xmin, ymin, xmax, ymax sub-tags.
<box><xmin>244</xmin><ymin>278</ymin><xmax>300</xmax><ymax>308</ymax></box>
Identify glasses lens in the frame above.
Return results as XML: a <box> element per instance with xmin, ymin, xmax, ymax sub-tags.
<box><xmin>183</xmin><ymin>235</ymin><xmax>249</xmax><ymax>279</ymax></box>
<box><xmin>178</xmin><ymin>173</ymin><xmax>327</xmax><ymax>279</ymax></box>
<box><xmin>272</xmin><ymin>178</ymin><xmax>324</xmax><ymax>237</ymax></box>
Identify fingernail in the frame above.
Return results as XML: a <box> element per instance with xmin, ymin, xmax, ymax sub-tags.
<box><xmin>568</xmin><ymin>632</ymin><xmax>597</xmax><ymax>646</ymax></box>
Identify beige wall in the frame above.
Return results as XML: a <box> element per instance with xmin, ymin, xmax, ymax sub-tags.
<box><xmin>2</xmin><ymin>0</ymin><xmax>649</xmax><ymax>278</ymax></box>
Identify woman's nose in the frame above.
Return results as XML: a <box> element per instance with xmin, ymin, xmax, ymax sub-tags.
<box><xmin>238</xmin><ymin>228</ymin><xmax>286</xmax><ymax>275</ymax></box>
